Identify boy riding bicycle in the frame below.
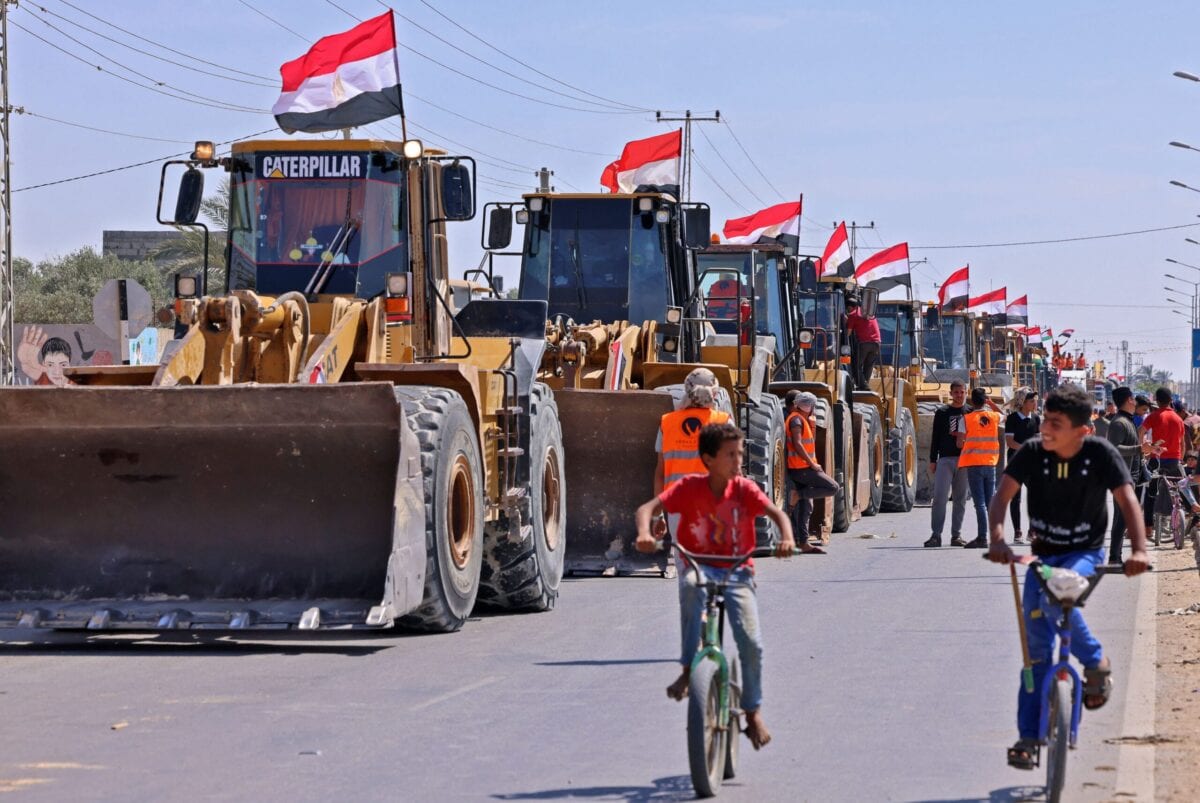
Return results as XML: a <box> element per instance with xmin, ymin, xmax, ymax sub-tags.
<box><xmin>985</xmin><ymin>385</ymin><xmax>1150</xmax><ymax>769</ymax></box>
<box><xmin>635</xmin><ymin>422</ymin><xmax>796</xmax><ymax>750</ymax></box>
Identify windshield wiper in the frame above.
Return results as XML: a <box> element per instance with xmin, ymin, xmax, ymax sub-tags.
<box><xmin>568</xmin><ymin>210</ymin><xmax>588</xmax><ymax>311</ymax></box>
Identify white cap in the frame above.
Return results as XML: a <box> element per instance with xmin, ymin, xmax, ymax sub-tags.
<box><xmin>684</xmin><ymin>367</ymin><xmax>719</xmax><ymax>407</ymax></box>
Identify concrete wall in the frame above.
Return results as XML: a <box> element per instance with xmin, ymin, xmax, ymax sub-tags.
<box><xmin>102</xmin><ymin>230</ymin><xmax>185</xmax><ymax>265</ymax></box>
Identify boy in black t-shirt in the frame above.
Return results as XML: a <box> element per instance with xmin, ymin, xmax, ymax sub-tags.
<box><xmin>986</xmin><ymin>385</ymin><xmax>1150</xmax><ymax>770</ymax></box>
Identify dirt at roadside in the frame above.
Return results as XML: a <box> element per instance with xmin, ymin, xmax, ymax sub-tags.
<box><xmin>1152</xmin><ymin>543</ymin><xmax>1200</xmax><ymax>801</ymax></box>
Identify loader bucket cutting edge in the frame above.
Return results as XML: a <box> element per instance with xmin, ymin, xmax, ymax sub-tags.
<box><xmin>557</xmin><ymin>388</ymin><xmax>674</xmax><ymax>577</ymax></box>
<box><xmin>0</xmin><ymin>383</ymin><xmax>407</xmax><ymax>630</ymax></box>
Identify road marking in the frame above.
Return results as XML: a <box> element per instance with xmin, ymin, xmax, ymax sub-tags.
<box><xmin>1114</xmin><ymin>566</ymin><xmax>1156</xmax><ymax>800</ymax></box>
<box><xmin>409</xmin><ymin>676</ymin><xmax>499</xmax><ymax>712</ymax></box>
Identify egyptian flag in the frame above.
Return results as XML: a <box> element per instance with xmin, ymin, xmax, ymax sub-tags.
<box><xmin>854</xmin><ymin>242</ymin><xmax>910</xmax><ymax>291</ymax></box>
<box><xmin>967</xmin><ymin>287</ymin><xmax>1006</xmax><ymax>317</ymax></box>
<box><xmin>1005</xmin><ymin>294</ymin><xmax>1029</xmax><ymax>326</ymax></box>
<box><xmin>1058</xmin><ymin>328</ymin><xmax>1075</xmax><ymax>341</ymax></box>
<box><xmin>599</xmin><ymin>130</ymin><xmax>681</xmax><ymax>195</ymax></box>
<box><xmin>937</xmin><ymin>265</ymin><xmax>969</xmax><ymax>311</ymax></box>
<box><xmin>1016</xmin><ymin>325</ymin><xmax>1041</xmax><ymax>338</ymax></box>
<box><xmin>272</xmin><ymin>11</ymin><xmax>403</xmax><ymax>135</ymax></box>
<box><xmin>723</xmin><ymin>200</ymin><xmax>802</xmax><ymax>248</ymax></box>
<box><xmin>820</xmin><ymin>222</ymin><xmax>853</xmax><ymax>277</ymax></box>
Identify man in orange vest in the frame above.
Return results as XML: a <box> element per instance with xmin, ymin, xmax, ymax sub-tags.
<box><xmin>784</xmin><ymin>390</ymin><xmax>839</xmax><ymax>553</ymax></box>
<box><xmin>958</xmin><ymin>387</ymin><xmax>1003</xmax><ymax>548</ymax></box>
<box><xmin>655</xmin><ymin>368</ymin><xmax>731</xmax><ymax>495</ymax></box>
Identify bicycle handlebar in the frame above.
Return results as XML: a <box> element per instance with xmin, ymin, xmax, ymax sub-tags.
<box><xmin>654</xmin><ymin>539</ymin><xmax>757</xmax><ymax>588</ymax></box>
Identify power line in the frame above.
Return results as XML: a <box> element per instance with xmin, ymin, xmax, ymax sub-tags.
<box><xmin>692</xmin><ymin>151</ymin><xmax>749</xmax><ymax>213</ymax></box>
<box><xmin>722</xmin><ymin>118</ymin><xmax>786</xmax><ymax>200</ymax></box>
<box><xmin>13</xmin><ymin>106</ymin><xmax>193</xmax><ymax>144</ymax></box>
<box><xmin>13</xmin><ymin>128</ymin><xmax>278</xmax><ymax>192</ymax></box>
<box><xmin>414</xmin><ymin>0</ymin><xmax>654</xmax><ymax>114</ymax></box>
<box><xmin>914</xmin><ymin>222</ymin><xmax>1200</xmax><ymax>249</ymax></box>
<box><xmin>696</xmin><ymin>125</ymin><xmax>768</xmax><ymax>208</ymax></box>
<box><xmin>34</xmin><ymin>2</ymin><xmax>276</xmax><ymax>87</ymax></box>
<box><xmin>374</xmin><ymin>4</ymin><xmax>641</xmax><ymax>113</ymax></box>
<box><xmin>10</xmin><ymin>17</ymin><xmax>267</xmax><ymax>114</ymax></box>
<box><xmin>56</xmin><ymin>0</ymin><xmax>273</xmax><ymax>82</ymax></box>
<box><xmin>236</xmin><ymin>0</ymin><xmax>307</xmax><ymax>42</ymax></box>
<box><xmin>405</xmin><ymin>92</ymin><xmax>608</xmax><ymax>156</ymax></box>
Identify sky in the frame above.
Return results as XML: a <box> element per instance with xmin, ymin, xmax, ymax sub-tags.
<box><xmin>8</xmin><ymin>0</ymin><xmax>1200</xmax><ymax>377</ymax></box>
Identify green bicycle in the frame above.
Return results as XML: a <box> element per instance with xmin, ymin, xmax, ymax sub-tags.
<box><xmin>671</xmin><ymin>541</ymin><xmax>754</xmax><ymax>798</ymax></box>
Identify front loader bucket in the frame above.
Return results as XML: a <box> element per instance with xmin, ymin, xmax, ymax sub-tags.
<box><xmin>0</xmin><ymin>383</ymin><xmax>420</xmax><ymax>631</ymax></box>
<box><xmin>557</xmin><ymin>388</ymin><xmax>674</xmax><ymax>576</ymax></box>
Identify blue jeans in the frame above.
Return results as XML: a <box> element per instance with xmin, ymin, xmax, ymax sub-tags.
<box><xmin>966</xmin><ymin>465</ymin><xmax>996</xmax><ymax>540</ymax></box>
<box><xmin>1017</xmin><ymin>548</ymin><xmax>1105</xmax><ymax>739</ymax></box>
<box><xmin>678</xmin><ymin>564</ymin><xmax>764</xmax><ymax>712</ymax></box>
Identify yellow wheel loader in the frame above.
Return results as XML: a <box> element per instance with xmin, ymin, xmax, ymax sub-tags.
<box><xmin>0</xmin><ymin>138</ymin><xmax>566</xmax><ymax>633</ymax></box>
<box><xmin>481</xmin><ymin>193</ymin><xmax>787</xmax><ymax>573</ymax></box>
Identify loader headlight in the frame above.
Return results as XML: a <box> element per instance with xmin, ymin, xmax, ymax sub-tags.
<box><xmin>515</xmin><ymin>209</ymin><xmax>530</xmax><ymax>225</ymax></box>
<box><xmin>175</xmin><ymin>273</ymin><xmax>199</xmax><ymax>298</ymax></box>
<box><xmin>910</xmin><ymin>357</ymin><xmax>921</xmax><ymax>367</ymax></box>
<box><xmin>665</xmin><ymin>306</ymin><xmax>683</xmax><ymax>324</ymax></box>
<box><xmin>798</xmin><ymin>330</ymin><xmax>814</xmax><ymax>345</ymax></box>
<box><xmin>527</xmin><ymin>197</ymin><xmax>545</xmax><ymax>212</ymax></box>
<box><xmin>663</xmin><ymin>337</ymin><xmax>678</xmax><ymax>353</ymax></box>
<box><xmin>654</xmin><ymin>208</ymin><xmax>670</xmax><ymax>224</ymax></box>
<box><xmin>191</xmin><ymin>140</ymin><xmax>215</xmax><ymax>163</ymax></box>
<box><xmin>386</xmin><ymin>272</ymin><xmax>410</xmax><ymax>297</ymax></box>
<box><xmin>402</xmin><ymin>140</ymin><xmax>424</xmax><ymax>160</ymax></box>
<box><xmin>840</xmin><ymin>345</ymin><xmax>852</xmax><ymax>356</ymax></box>
<box><xmin>638</xmin><ymin>197</ymin><xmax>654</xmax><ymax>213</ymax></box>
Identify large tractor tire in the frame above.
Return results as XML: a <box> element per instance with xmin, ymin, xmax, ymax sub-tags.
<box><xmin>914</xmin><ymin>401</ymin><xmax>941</xmax><ymax>504</ymax></box>
<box><xmin>881</xmin><ymin>407</ymin><xmax>917</xmax><ymax>512</ymax></box>
<box><xmin>479</xmin><ymin>383</ymin><xmax>566</xmax><ymax>612</ymax></box>
<box><xmin>746</xmin><ymin>393</ymin><xmax>787</xmax><ymax>553</ymax></box>
<box><xmin>831</xmin><ymin>401</ymin><xmax>854</xmax><ymax>533</ymax></box>
<box><xmin>854</xmin><ymin>403</ymin><xmax>884</xmax><ymax>517</ymax></box>
<box><xmin>394</xmin><ymin>387</ymin><xmax>485</xmax><ymax>633</ymax></box>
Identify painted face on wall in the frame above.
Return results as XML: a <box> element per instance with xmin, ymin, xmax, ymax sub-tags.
<box><xmin>41</xmin><ymin>353</ymin><xmax>71</xmax><ymax>386</ymax></box>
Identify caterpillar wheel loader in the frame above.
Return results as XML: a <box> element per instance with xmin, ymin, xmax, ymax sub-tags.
<box><xmin>774</xmin><ymin>257</ymin><xmax>903</xmax><ymax>530</ymax></box>
<box><xmin>0</xmin><ymin>137</ymin><xmax>566</xmax><ymax>633</ymax></box>
<box><xmin>480</xmin><ymin>191</ymin><xmax>786</xmax><ymax>574</ymax></box>
<box><xmin>892</xmin><ymin>303</ymin><xmax>1012</xmax><ymax>503</ymax></box>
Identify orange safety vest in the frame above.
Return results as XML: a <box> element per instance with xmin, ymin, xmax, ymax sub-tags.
<box><xmin>958</xmin><ymin>410</ymin><xmax>1000</xmax><ymax>468</ymax></box>
<box><xmin>660</xmin><ymin>407</ymin><xmax>732</xmax><ymax>488</ymax></box>
<box><xmin>785</xmin><ymin>411</ymin><xmax>816</xmax><ymax>470</ymax></box>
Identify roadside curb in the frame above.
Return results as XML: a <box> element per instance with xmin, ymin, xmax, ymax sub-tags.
<box><xmin>1113</xmin><ymin>564</ymin><xmax>1157</xmax><ymax>800</ymax></box>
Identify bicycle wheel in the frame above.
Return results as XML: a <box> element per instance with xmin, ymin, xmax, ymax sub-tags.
<box><xmin>1044</xmin><ymin>678</ymin><xmax>1072</xmax><ymax>803</ymax></box>
<box><xmin>1191</xmin><ymin>521</ymin><xmax>1200</xmax><ymax>577</ymax></box>
<box><xmin>1173</xmin><ymin>507</ymin><xmax>1186</xmax><ymax>550</ymax></box>
<box><xmin>723</xmin><ymin>652</ymin><xmax>741</xmax><ymax>780</ymax></box>
<box><xmin>687</xmin><ymin>659</ymin><xmax>727</xmax><ymax>798</ymax></box>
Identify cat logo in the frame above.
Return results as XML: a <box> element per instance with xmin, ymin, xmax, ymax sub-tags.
<box><xmin>268</xmin><ymin>167</ymin><xmax>285</xmax><ymax>179</ymax></box>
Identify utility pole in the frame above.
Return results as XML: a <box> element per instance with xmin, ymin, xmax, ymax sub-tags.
<box><xmin>655</xmin><ymin>110</ymin><xmax>719</xmax><ymax>202</ymax></box>
<box><xmin>846</xmin><ymin>221</ymin><xmax>876</xmax><ymax>262</ymax></box>
<box><xmin>0</xmin><ymin>1</ymin><xmax>12</xmax><ymax>385</ymax></box>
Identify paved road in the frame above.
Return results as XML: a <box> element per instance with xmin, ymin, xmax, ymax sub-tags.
<box><xmin>0</xmin><ymin>505</ymin><xmax>1152</xmax><ymax>802</ymax></box>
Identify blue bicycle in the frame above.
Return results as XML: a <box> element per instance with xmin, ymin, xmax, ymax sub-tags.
<box><xmin>1002</xmin><ymin>559</ymin><xmax>1132</xmax><ymax>803</ymax></box>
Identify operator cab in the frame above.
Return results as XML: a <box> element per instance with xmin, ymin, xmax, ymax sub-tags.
<box><xmin>696</xmin><ymin>244</ymin><xmax>790</xmax><ymax>355</ymax></box>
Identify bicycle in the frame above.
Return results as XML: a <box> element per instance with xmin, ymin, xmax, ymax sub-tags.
<box><xmin>988</xmin><ymin>557</ymin><xmax>1138</xmax><ymax>803</ymax></box>
<box><xmin>1146</xmin><ymin>470</ymin><xmax>1200</xmax><ymax>550</ymax></box>
<box><xmin>668</xmin><ymin>541</ymin><xmax>755</xmax><ymax>798</ymax></box>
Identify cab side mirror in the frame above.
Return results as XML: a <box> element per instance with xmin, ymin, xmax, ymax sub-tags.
<box><xmin>795</xmin><ymin>258</ymin><xmax>818</xmax><ymax>293</ymax></box>
<box><xmin>859</xmin><ymin>286</ymin><xmax>879</xmax><ymax>318</ymax></box>
<box><xmin>486</xmin><ymin>206</ymin><xmax>513</xmax><ymax>250</ymax></box>
<box><xmin>681</xmin><ymin>204</ymin><xmax>711</xmax><ymax>250</ymax></box>
<box><xmin>441</xmin><ymin>161</ymin><xmax>473</xmax><ymax>221</ymax></box>
<box><xmin>174</xmin><ymin>167</ymin><xmax>204</xmax><ymax>225</ymax></box>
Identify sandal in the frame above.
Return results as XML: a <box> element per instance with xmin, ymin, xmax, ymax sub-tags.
<box><xmin>800</xmin><ymin>545</ymin><xmax>826</xmax><ymax>555</ymax></box>
<box><xmin>1083</xmin><ymin>658</ymin><xmax>1112</xmax><ymax>710</ymax></box>
<box><xmin>1006</xmin><ymin>738</ymin><xmax>1039</xmax><ymax>770</ymax></box>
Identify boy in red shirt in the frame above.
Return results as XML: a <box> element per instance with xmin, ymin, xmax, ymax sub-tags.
<box><xmin>635</xmin><ymin>422</ymin><xmax>796</xmax><ymax>750</ymax></box>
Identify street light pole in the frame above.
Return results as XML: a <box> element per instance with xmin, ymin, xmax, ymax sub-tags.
<box><xmin>1165</xmin><ymin>273</ymin><xmax>1200</xmax><ymax>406</ymax></box>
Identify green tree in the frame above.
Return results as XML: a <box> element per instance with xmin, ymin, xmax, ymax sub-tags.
<box><xmin>14</xmin><ymin>247</ymin><xmax>173</xmax><ymax>324</ymax></box>
<box><xmin>154</xmin><ymin>176</ymin><xmax>230</xmax><ymax>293</ymax></box>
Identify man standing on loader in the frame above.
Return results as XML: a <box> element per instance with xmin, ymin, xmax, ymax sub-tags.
<box><xmin>845</xmin><ymin>296</ymin><xmax>882</xmax><ymax>391</ymax></box>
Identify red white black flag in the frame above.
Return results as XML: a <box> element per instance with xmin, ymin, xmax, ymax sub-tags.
<box><xmin>723</xmin><ymin>200</ymin><xmax>802</xmax><ymax>247</ymax></box>
<box><xmin>599</xmin><ymin>130</ymin><xmax>681</xmax><ymax>195</ymax></box>
<box><xmin>272</xmin><ymin>11</ymin><xmax>403</xmax><ymax>135</ymax></box>
<box><xmin>1005</xmin><ymin>294</ymin><xmax>1029</xmax><ymax>326</ymax></box>
<box><xmin>938</xmin><ymin>265</ymin><xmax>969</xmax><ymax>311</ymax></box>
<box><xmin>854</xmin><ymin>242</ymin><xmax>910</xmax><ymax>291</ymax></box>
<box><xmin>967</xmin><ymin>287</ymin><xmax>1007</xmax><ymax>317</ymax></box>
<box><xmin>820</xmin><ymin>222</ymin><xmax>853</xmax><ymax>277</ymax></box>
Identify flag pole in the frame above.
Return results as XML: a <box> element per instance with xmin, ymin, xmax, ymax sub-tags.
<box><xmin>388</xmin><ymin>10</ymin><xmax>408</xmax><ymax>141</ymax></box>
